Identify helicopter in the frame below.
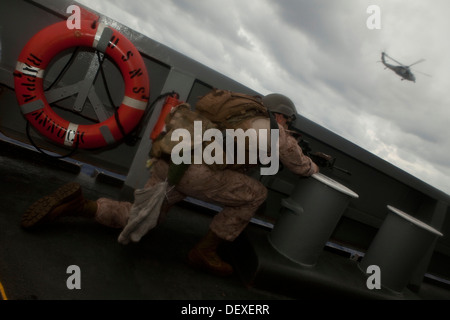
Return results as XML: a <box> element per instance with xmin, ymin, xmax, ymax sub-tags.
<box><xmin>381</xmin><ymin>52</ymin><xmax>429</xmax><ymax>82</ymax></box>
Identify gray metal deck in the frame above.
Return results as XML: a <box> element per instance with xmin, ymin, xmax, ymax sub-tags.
<box><xmin>1</xmin><ymin>137</ymin><xmax>450</xmax><ymax>301</ymax></box>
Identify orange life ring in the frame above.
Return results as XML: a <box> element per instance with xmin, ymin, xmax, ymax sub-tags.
<box><xmin>14</xmin><ymin>20</ymin><xmax>150</xmax><ymax>149</ymax></box>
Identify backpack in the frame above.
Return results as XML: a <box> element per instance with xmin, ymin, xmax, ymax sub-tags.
<box><xmin>194</xmin><ymin>89</ymin><xmax>269</xmax><ymax>129</ymax></box>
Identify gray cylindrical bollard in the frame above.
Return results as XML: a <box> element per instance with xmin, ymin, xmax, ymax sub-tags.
<box><xmin>268</xmin><ymin>173</ymin><xmax>358</xmax><ymax>267</ymax></box>
<box><xmin>359</xmin><ymin>205</ymin><xmax>443</xmax><ymax>293</ymax></box>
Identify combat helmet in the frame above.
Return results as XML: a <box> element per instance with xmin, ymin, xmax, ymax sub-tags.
<box><xmin>262</xmin><ymin>93</ymin><xmax>297</xmax><ymax>122</ymax></box>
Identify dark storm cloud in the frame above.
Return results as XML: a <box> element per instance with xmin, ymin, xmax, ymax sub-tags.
<box><xmin>77</xmin><ymin>0</ymin><xmax>450</xmax><ymax>195</ymax></box>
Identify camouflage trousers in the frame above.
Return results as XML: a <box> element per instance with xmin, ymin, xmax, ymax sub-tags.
<box><xmin>95</xmin><ymin>159</ymin><xmax>267</xmax><ymax>241</ymax></box>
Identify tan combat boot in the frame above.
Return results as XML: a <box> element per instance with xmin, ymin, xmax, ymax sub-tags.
<box><xmin>21</xmin><ymin>182</ymin><xmax>98</xmax><ymax>229</ymax></box>
<box><xmin>188</xmin><ymin>230</ymin><xmax>234</xmax><ymax>277</ymax></box>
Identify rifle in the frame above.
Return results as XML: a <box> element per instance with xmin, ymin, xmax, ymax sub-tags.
<box><xmin>293</xmin><ymin>132</ymin><xmax>351</xmax><ymax>176</ymax></box>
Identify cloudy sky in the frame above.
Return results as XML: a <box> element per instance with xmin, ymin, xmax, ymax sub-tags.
<box><xmin>76</xmin><ymin>0</ymin><xmax>450</xmax><ymax>195</ymax></box>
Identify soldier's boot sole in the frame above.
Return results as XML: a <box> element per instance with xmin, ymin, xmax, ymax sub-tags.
<box><xmin>21</xmin><ymin>182</ymin><xmax>82</xmax><ymax>229</ymax></box>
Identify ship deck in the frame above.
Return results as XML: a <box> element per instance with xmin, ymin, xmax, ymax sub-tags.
<box><xmin>1</xmin><ymin>135</ymin><xmax>450</xmax><ymax>305</ymax></box>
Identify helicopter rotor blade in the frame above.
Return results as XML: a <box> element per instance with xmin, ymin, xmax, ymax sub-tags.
<box><xmin>415</xmin><ymin>70</ymin><xmax>432</xmax><ymax>77</ymax></box>
<box><xmin>383</xmin><ymin>53</ymin><xmax>406</xmax><ymax>66</ymax></box>
<box><xmin>408</xmin><ymin>59</ymin><xmax>425</xmax><ymax>67</ymax></box>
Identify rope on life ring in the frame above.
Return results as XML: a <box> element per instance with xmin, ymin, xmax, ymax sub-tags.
<box><xmin>13</xmin><ymin>20</ymin><xmax>150</xmax><ymax>149</ymax></box>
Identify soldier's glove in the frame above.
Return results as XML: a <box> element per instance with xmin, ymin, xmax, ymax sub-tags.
<box><xmin>309</xmin><ymin>152</ymin><xmax>334</xmax><ymax>168</ymax></box>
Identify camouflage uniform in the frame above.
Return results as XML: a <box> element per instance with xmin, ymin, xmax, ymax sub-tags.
<box><xmin>94</xmin><ymin>124</ymin><xmax>318</xmax><ymax>241</ymax></box>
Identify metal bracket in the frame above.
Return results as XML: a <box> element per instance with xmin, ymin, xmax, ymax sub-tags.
<box><xmin>73</xmin><ymin>53</ymin><xmax>102</xmax><ymax>113</ymax></box>
<box><xmin>44</xmin><ymin>53</ymin><xmax>114</xmax><ymax>122</ymax></box>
